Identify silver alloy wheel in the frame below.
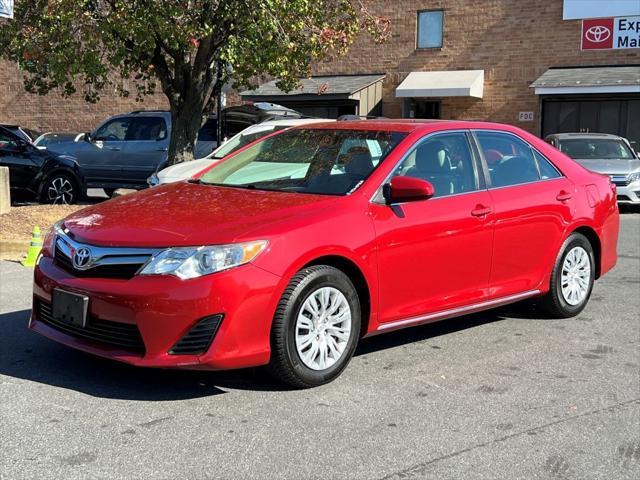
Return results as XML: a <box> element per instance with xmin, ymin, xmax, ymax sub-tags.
<box><xmin>560</xmin><ymin>246</ymin><xmax>591</xmax><ymax>306</ymax></box>
<box><xmin>295</xmin><ymin>286</ymin><xmax>352</xmax><ymax>371</ymax></box>
<box><xmin>47</xmin><ymin>177</ymin><xmax>74</xmax><ymax>204</ymax></box>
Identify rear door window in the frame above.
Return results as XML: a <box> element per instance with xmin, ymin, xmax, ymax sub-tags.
<box><xmin>125</xmin><ymin>117</ymin><xmax>167</xmax><ymax>141</ymax></box>
<box><xmin>475</xmin><ymin>131</ymin><xmax>540</xmax><ymax>188</ymax></box>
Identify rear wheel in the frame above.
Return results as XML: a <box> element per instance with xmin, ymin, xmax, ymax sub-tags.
<box><xmin>103</xmin><ymin>188</ymin><xmax>116</xmax><ymax>198</ymax></box>
<box><xmin>41</xmin><ymin>173</ymin><xmax>79</xmax><ymax>204</ymax></box>
<box><xmin>268</xmin><ymin>265</ymin><xmax>361</xmax><ymax>388</ymax></box>
<box><xmin>540</xmin><ymin>233</ymin><xmax>595</xmax><ymax>318</ymax></box>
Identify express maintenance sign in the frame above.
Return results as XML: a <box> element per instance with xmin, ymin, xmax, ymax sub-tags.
<box><xmin>582</xmin><ymin>16</ymin><xmax>640</xmax><ymax>50</ymax></box>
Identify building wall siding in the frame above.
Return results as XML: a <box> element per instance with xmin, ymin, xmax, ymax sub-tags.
<box><xmin>0</xmin><ymin>60</ymin><xmax>168</xmax><ymax>133</ymax></box>
<box><xmin>313</xmin><ymin>0</ymin><xmax>638</xmax><ymax>134</ymax></box>
<box><xmin>1</xmin><ymin>1</ymin><xmax>637</xmax><ymax>135</ymax></box>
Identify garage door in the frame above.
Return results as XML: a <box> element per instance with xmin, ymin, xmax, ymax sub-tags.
<box><xmin>542</xmin><ymin>97</ymin><xmax>640</xmax><ymax>146</ymax></box>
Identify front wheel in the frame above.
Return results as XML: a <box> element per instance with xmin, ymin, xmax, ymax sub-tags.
<box><xmin>41</xmin><ymin>173</ymin><xmax>79</xmax><ymax>204</ymax></box>
<box><xmin>268</xmin><ymin>265</ymin><xmax>361</xmax><ymax>388</ymax></box>
<box><xmin>540</xmin><ymin>232</ymin><xmax>595</xmax><ymax>318</ymax></box>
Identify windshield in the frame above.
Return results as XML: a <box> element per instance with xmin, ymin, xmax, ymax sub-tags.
<box><xmin>199</xmin><ymin>128</ymin><xmax>406</xmax><ymax>195</ymax></box>
<box><xmin>34</xmin><ymin>133</ymin><xmax>77</xmax><ymax>147</ymax></box>
<box><xmin>558</xmin><ymin>138</ymin><xmax>635</xmax><ymax>160</ymax></box>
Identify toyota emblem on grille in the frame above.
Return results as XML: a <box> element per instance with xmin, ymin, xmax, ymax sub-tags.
<box><xmin>585</xmin><ymin>25</ymin><xmax>611</xmax><ymax>43</ymax></box>
<box><xmin>73</xmin><ymin>247</ymin><xmax>92</xmax><ymax>269</ymax></box>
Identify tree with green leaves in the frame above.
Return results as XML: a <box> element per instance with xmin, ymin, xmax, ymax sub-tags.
<box><xmin>0</xmin><ymin>1</ymin><xmax>389</xmax><ymax>164</ymax></box>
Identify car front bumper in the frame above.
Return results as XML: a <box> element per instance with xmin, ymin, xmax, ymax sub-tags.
<box><xmin>615</xmin><ymin>181</ymin><xmax>640</xmax><ymax>204</ymax></box>
<box><xmin>30</xmin><ymin>255</ymin><xmax>281</xmax><ymax>370</ymax></box>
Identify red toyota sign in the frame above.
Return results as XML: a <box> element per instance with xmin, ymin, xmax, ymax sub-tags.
<box><xmin>582</xmin><ymin>16</ymin><xmax>640</xmax><ymax>50</ymax></box>
<box><xmin>582</xmin><ymin>18</ymin><xmax>615</xmax><ymax>49</ymax></box>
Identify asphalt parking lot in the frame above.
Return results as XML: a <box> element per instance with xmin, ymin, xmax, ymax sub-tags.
<box><xmin>1</xmin><ymin>213</ymin><xmax>638</xmax><ymax>480</ymax></box>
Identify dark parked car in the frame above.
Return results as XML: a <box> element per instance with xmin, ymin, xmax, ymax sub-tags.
<box><xmin>220</xmin><ymin>102</ymin><xmax>302</xmax><ymax>140</ymax></box>
<box><xmin>0</xmin><ymin>125</ymin><xmax>84</xmax><ymax>204</ymax></box>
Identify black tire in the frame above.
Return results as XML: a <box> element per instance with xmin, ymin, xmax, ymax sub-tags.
<box><xmin>103</xmin><ymin>188</ymin><xmax>116</xmax><ymax>198</ymax></box>
<box><xmin>40</xmin><ymin>172</ymin><xmax>79</xmax><ymax>204</ymax></box>
<box><xmin>540</xmin><ymin>232</ymin><xmax>596</xmax><ymax>318</ymax></box>
<box><xmin>268</xmin><ymin>265</ymin><xmax>361</xmax><ymax>388</ymax></box>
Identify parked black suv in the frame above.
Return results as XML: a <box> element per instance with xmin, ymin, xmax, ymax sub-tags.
<box><xmin>0</xmin><ymin>125</ymin><xmax>84</xmax><ymax>204</ymax></box>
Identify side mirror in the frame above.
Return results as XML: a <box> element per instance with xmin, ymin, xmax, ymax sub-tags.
<box><xmin>383</xmin><ymin>176</ymin><xmax>435</xmax><ymax>204</ymax></box>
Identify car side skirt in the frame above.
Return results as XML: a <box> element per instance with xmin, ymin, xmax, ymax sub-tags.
<box><xmin>376</xmin><ymin>289</ymin><xmax>541</xmax><ymax>332</ymax></box>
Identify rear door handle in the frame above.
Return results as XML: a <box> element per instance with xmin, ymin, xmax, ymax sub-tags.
<box><xmin>471</xmin><ymin>205</ymin><xmax>492</xmax><ymax>217</ymax></box>
<box><xmin>556</xmin><ymin>191</ymin><xmax>572</xmax><ymax>202</ymax></box>
<box><xmin>156</xmin><ymin>148</ymin><xmax>168</xmax><ymax>152</ymax></box>
<box><xmin>107</xmin><ymin>147</ymin><xmax>121</xmax><ymax>151</ymax></box>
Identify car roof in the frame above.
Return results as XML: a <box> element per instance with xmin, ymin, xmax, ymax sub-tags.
<box><xmin>126</xmin><ymin>110</ymin><xmax>171</xmax><ymax>116</ymax></box>
<box><xmin>290</xmin><ymin>119</ymin><xmax>524</xmax><ymax>133</ymax></box>
<box><xmin>547</xmin><ymin>132</ymin><xmax>625</xmax><ymax>140</ymax></box>
<box><xmin>259</xmin><ymin>118</ymin><xmax>335</xmax><ymax>127</ymax></box>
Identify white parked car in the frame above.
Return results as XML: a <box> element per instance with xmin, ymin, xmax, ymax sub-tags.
<box><xmin>148</xmin><ymin>118</ymin><xmax>334</xmax><ymax>186</ymax></box>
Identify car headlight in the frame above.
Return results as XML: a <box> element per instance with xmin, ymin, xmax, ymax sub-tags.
<box><xmin>628</xmin><ymin>172</ymin><xmax>640</xmax><ymax>183</ymax></box>
<box><xmin>42</xmin><ymin>220</ymin><xmax>65</xmax><ymax>257</ymax></box>
<box><xmin>139</xmin><ymin>241</ymin><xmax>268</xmax><ymax>279</ymax></box>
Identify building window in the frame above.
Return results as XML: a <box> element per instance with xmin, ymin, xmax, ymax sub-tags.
<box><xmin>417</xmin><ymin>10</ymin><xmax>444</xmax><ymax>49</ymax></box>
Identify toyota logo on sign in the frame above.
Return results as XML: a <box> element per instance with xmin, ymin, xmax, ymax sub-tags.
<box><xmin>581</xmin><ymin>18</ymin><xmax>615</xmax><ymax>50</ymax></box>
<box><xmin>585</xmin><ymin>25</ymin><xmax>611</xmax><ymax>43</ymax></box>
<box><xmin>72</xmin><ymin>247</ymin><xmax>92</xmax><ymax>269</ymax></box>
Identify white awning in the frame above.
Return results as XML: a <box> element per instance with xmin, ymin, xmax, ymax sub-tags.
<box><xmin>395</xmin><ymin>70</ymin><xmax>484</xmax><ymax>98</ymax></box>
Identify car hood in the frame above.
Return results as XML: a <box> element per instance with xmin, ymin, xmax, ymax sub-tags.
<box><xmin>572</xmin><ymin>158</ymin><xmax>640</xmax><ymax>175</ymax></box>
<box><xmin>158</xmin><ymin>158</ymin><xmax>217</xmax><ymax>183</ymax></box>
<box><xmin>63</xmin><ymin>182</ymin><xmax>339</xmax><ymax>247</ymax></box>
<box><xmin>46</xmin><ymin>140</ymin><xmax>85</xmax><ymax>155</ymax></box>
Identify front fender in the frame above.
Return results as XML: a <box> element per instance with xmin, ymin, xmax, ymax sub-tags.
<box><xmin>36</xmin><ymin>161</ymin><xmax>87</xmax><ymax>199</ymax></box>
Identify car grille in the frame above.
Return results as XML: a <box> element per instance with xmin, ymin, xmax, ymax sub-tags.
<box><xmin>54</xmin><ymin>245</ymin><xmax>144</xmax><ymax>279</ymax></box>
<box><xmin>53</xmin><ymin>232</ymin><xmax>157</xmax><ymax>280</ymax></box>
<box><xmin>35</xmin><ymin>298</ymin><xmax>145</xmax><ymax>354</ymax></box>
<box><xmin>610</xmin><ymin>175</ymin><xmax>631</xmax><ymax>187</ymax></box>
<box><xmin>169</xmin><ymin>315</ymin><xmax>223</xmax><ymax>355</ymax></box>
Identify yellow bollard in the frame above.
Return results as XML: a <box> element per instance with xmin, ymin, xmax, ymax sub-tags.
<box><xmin>21</xmin><ymin>226</ymin><xmax>43</xmax><ymax>267</ymax></box>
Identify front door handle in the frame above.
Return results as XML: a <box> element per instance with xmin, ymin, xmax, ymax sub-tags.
<box><xmin>556</xmin><ymin>191</ymin><xmax>572</xmax><ymax>202</ymax></box>
<box><xmin>107</xmin><ymin>147</ymin><xmax>121</xmax><ymax>151</ymax></box>
<box><xmin>471</xmin><ymin>205</ymin><xmax>492</xmax><ymax>217</ymax></box>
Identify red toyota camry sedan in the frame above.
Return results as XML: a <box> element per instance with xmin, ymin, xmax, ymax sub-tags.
<box><xmin>30</xmin><ymin>120</ymin><xmax>619</xmax><ymax>388</ymax></box>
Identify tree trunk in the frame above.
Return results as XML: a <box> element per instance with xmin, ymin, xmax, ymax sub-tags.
<box><xmin>167</xmin><ymin>91</ymin><xmax>207</xmax><ymax>166</ymax></box>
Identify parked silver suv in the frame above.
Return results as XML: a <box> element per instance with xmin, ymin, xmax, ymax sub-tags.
<box><xmin>546</xmin><ymin>133</ymin><xmax>640</xmax><ymax>205</ymax></box>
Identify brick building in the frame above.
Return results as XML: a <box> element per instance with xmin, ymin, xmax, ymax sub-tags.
<box><xmin>1</xmin><ymin>1</ymin><xmax>639</xmax><ymax>143</ymax></box>
<box><xmin>0</xmin><ymin>59</ymin><xmax>168</xmax><ymax>134</ymax></box>
<box><xmin>242</xmin><ymin>0</ymin><xmax>640</xmax><ymax>144</ymax></box>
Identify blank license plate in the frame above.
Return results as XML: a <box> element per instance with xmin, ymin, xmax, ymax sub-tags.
<box><xmin>52</xmin><ymin>289</ymin><xmax>89</xmax><ymax>328</ymax></box>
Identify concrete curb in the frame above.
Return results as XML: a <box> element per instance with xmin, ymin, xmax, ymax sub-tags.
<box><xmin>0</xmin><ymin>239</ymin><xmax>29</xmax><ymax>261</ymax></box>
